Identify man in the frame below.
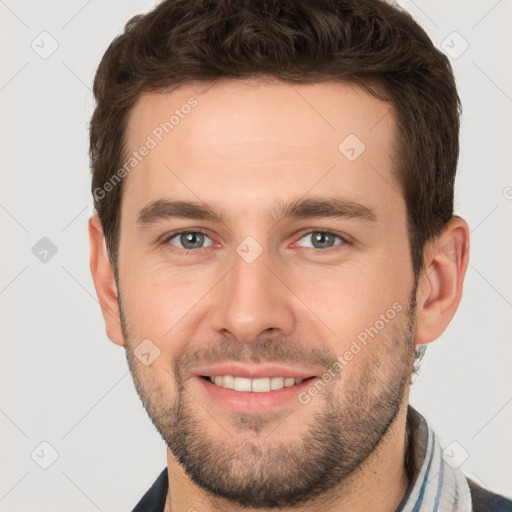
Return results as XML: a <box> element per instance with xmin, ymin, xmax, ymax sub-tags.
<box><xmin>88</xmin><ymin>0</ymin><xmax>511</xmax><ymax>511</ymax></box>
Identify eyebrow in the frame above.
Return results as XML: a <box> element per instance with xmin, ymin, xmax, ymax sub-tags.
<box><xmin>136</xmin><ymin>196</ymin><xmax>377</xmax><ymax>228</ymax></box>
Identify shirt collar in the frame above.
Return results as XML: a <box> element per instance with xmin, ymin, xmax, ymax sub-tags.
<box><xmin>396</xmin><ymin>405</ymin><xmax>472</xmax><ymax>512</ymax></box>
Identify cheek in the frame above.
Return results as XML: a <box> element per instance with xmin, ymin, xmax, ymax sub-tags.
<box><xmin>292</xmin><ymin>261</ymin><xmax>410</xmax><ymax>359</ymax></box>
<box><xmin>119</xmin><ymin>256</ymin><xmax>214</xmax><ymax>339</ymax></box>
<box><xmin>293</xmin><ymin>258</ymin><xmax>405</xmax><ymax>317</ymax></box>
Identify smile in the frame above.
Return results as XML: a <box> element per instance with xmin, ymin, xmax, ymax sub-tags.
<box><xmin>203</xmin><ymin>375</ymin><xmax>305</xmax><ymax>392</ymax></box>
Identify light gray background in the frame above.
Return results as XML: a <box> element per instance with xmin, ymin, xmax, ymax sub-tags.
<box><xmin>1</xmin><ymin>0</ymin><xmax>511</xmax><ymax>510</ymax></box>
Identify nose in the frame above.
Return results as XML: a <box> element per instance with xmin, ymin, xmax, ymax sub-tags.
<box><xmin>211</xmin><ymin>242</ymin><xmax>296</xmax><ymax>344</ymax></box>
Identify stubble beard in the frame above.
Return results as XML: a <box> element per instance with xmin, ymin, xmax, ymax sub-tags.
<box><xmin>120</xmin><ymin>293</ymin><xmax>417</xmax><ymax>509</ymax></box>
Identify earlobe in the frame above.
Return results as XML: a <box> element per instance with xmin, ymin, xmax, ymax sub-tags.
<box><xmin>414</xmin><ymin>217</ymin><xmax>470</xmax><ymax>345</ymax></box>
<box><xmin>88</xmin><ymin>215</ymin><xmax>125</xmax><ymax>347</ymax></box>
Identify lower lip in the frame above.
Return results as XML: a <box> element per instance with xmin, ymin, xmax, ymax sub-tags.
<box><xmin>195</xmin><ymin>376</ymin><xmax>320</xmax><ymax>413</ymax></box>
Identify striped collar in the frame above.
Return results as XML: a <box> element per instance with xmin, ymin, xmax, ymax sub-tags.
<box><xmin>396</xmin><ymin>406</ymin><xmax>472</xmax><ymax>512</ymax></box>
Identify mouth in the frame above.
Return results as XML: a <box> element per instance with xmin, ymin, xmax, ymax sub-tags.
<box><xmin>190</xmin><ymin>363</ymin><xmax>322</xmax><ymax>413</ymax></box>
<box><xmin>194</xmin><ymin>373</ymin><xmax>321</xmax><ymax>414</ymax></box>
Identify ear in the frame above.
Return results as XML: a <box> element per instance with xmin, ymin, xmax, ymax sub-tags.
<box><xmin>88</xmin><ymin>215</ymin><xmax>125</xmax><ymax>347</ymax></box>
<box><xmin>415</xmin><ymin>216</ymin><xmax>470</xmax><ymax>345</ymax></box>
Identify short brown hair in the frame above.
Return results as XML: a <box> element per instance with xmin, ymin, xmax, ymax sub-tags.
<box><xmin>90</xmin><ymin>0</ymin><xmax>461</xmax><ymax>280</ymax></box>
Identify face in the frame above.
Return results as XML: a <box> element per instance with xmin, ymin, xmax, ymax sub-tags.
<box><xmin>116</xmin><ymin>79</ymin><xmax>418</xmax><ymax>507</ymax></box>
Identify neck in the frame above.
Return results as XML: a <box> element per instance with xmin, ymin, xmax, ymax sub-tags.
<box><xmin>164</xmin><ymin>403</ymin><xmax>412</xmax><ymax>512</ymax></box>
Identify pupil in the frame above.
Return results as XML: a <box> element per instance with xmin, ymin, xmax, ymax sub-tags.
<box><xmin>313</xmin><ymin>232</ymin><xmax>333</xmax><ymax>249</ymax></box>
<box><xmin>182</xmin><ymin>232</ymin><xmax>203</xmax><ymax>249</ymax></box>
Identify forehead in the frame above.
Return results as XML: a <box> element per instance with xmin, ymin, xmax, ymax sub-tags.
<box><xmin>122</xmin><ymin>79</ymin><xmax>400</xmax><ymax>222</ymax></box>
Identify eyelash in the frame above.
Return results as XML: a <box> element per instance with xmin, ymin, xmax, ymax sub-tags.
<box><xmin>161</xmin><ymin>229</ymin><xmax>349</xmax><ymax>255</ymax></box>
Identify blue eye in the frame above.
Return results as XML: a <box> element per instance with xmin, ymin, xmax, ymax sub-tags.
<box><xmin>297</xmin><ymin>231</ymin><xmax>347</xmax><ymax>252</ymax></box>
<box><xmin>166</xmin><ymin>231</ymin><xmax>214</xmax><ymax>250</ymax></box>
<box><xmin>162</xmin><ymin>229</ymin><xmax>348</xmax><ymax>255</ymax></box>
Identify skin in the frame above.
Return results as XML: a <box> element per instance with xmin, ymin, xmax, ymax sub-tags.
<box><xmin>89</xmin><ymin>78</ymin><xmax>470</xmax><ymax>512</ymax></box>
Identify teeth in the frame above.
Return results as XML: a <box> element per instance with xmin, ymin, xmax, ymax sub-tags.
<box><xmin>208</xmin><ymin>375</ymin><xmax>304</xmax><ymax>392</ymax></box>
<box><xmin>234</xmin><ymin>377</ymin><xmax>252</xmax><ymax>392</ymax></box>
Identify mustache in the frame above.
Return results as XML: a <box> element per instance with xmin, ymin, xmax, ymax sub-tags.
<box><xmin>173</xmin><ymin>337</ymin><xmax>339</xmax><ymax>380</ymax></box>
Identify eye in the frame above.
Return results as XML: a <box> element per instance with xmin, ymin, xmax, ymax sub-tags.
<box><xmin>296</xmin><ymin>231</ymin><xmax>347</xmax><ymax>252</ymax></box>
<box><xmin>162</xmin><ymin>229</ymin><xmax>348</xmax><ymax>254</ymax></box>
<box><xmin>165</xmin><ymin>230</ymin><xmax>214</xmax><ymax>251</ymax></box>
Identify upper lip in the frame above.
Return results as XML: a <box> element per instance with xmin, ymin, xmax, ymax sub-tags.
<box><xmin>192</xmin><ymin>363</ymin><xmax>319</xmax><ymax>380</ymax></box>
